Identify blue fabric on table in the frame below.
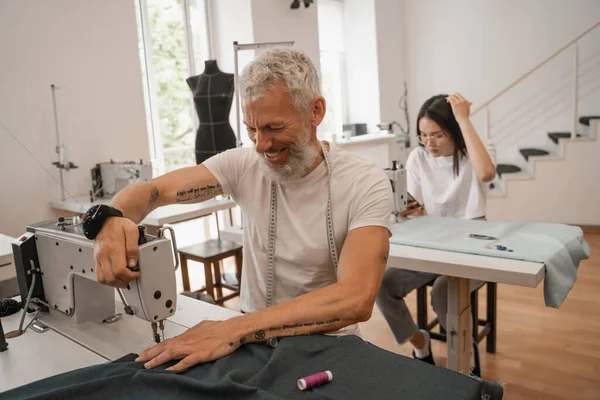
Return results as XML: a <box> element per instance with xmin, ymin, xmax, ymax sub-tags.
<box><xmin>390</xmin><ymin>216</ymin><xmax>590</xmax><ymax>308</ymax></box>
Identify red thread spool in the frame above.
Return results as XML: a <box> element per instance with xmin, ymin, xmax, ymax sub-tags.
<box><xmin>297</xmin><ymin>370</ymin><xmax>333</xmax><ymax>390</ymax></box>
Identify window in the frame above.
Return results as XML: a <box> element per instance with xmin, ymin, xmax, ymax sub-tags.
<box><xmin>135</xmin><ymin>0</ymin><xmax>210</xmax><ymax>175</ymax></box>
<box><xmin>317</xmin><ymin>0</ymin><xmax>347</xmax><ymax>137</ymax></box>
<box><xmin>134</xmin><ymin>1</ymin><xmax>239</xmax><ymax>283</ymax></box>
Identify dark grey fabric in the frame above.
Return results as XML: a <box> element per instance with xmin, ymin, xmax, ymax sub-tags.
<box><xmin>1</xmin><ymin>335</ymin><xmax>498</xmax><ymax>400</ymax></box>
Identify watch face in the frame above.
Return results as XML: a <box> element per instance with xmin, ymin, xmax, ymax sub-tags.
<box><xmin>82</xmin><ymin>205</ymin><xmax>123</xmax><ymax>240</ymax></box>
<box><xmin>83</xmin><ymin>205</ymin><xmax>107</xmax><ymax>240</ymax></box>
<box><xmin>83</xmin><ymin>205</ymin><xmax>103</xmax><ymax>224</ymax></box>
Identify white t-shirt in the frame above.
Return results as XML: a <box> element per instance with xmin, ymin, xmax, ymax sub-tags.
<box><xmin>204</xmin><ymin>143</ymin><xmax>393</xmax><ymax>315</ymax></box>
<box><xmin>407</xmin><ymin>145</ymin><xmax>496</xmax><ymax>220</ymax></box>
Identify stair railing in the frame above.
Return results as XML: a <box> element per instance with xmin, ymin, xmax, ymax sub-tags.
<box><xmin>493</xmin><ymin>58</ymin><xmax>600</xmax><ymax>152</ymax></box>
<box><xmin>471</xmin><ymin>20</ymin><xmax>600</xmax><ymax>143</ymax></box>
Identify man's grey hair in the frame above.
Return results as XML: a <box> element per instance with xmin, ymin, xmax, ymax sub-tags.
<box><xmin>239</xmin><ymin>49</ymin><xmax>321</xmax><ymax>114</ymax></box>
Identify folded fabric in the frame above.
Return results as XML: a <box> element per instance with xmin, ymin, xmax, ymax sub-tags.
<box><xmin>390</xmin><ymin>216</ymin><xmax>590</xmax><ymax>307</ymax></box>
<box><xmin>1</xmin><ymin>335</ymin><xmax>500</xmax><ymax>400</ymax></box>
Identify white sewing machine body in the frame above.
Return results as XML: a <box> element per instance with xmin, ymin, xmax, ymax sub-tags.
<box><xmin>11</xmin><ymin>217</ymin><xmax>180</xmax><ymax>359</ymax></box>
<box><xmin>384</xmin><ymin>160</ymin><xmax>408</xmax><ymax>218</ymax></box>
<box><xmin>91</xmin><ymin>160</ymin><xmax>152</xmax><ymax>199</ymax></box>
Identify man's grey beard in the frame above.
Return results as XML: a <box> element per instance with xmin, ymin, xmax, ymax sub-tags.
<box><xmin>257</xmin><ymin>137</ymin><xmax>320</xmax><ymax>183</ymax></box>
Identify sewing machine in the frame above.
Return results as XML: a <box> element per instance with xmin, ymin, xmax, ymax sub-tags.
<box><xmin>384</xmin><ymin>160</ymin><xmax>408</xmax><ymax>220</ymax></box>
<box><xmin>10</xmin><ymin>216</ymin><xmax>179</xmax><ymax>354</ymax></box>
<box><xmin>91</xmin><ymin>160</ymin><xmax>152</xmax><ymax>200</ymax></box>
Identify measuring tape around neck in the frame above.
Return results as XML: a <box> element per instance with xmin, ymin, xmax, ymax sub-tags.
<box><xmin>265</xmin><ymin>141</ymin><xmax>338</xmax><ymax>307</ymax></box>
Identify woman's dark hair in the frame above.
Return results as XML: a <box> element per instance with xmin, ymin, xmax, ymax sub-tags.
<box><xmin>417</xmin><ymin>94</ymin><xmax>467</xmax><ymax>177</ymax></box>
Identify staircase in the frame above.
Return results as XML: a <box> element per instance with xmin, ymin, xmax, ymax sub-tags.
<box><xmin>488</xmin><ymin>116</ymin><xmax>600</xmax><ymax>197</ymax></box>
<box><xmin>470</xmin><ymin>20</ymin><xmax>600</xmax><ymax>199</ymax></box>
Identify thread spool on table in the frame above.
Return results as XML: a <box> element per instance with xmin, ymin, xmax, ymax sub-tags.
<box><xmin>297</xmin><ymin>370</ymin><xmax>333</xmax><ymax>390</ymax></box>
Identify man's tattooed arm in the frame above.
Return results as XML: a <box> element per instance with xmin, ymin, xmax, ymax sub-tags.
<box><xmin>111</xmin><ymin>183</ymin><xmax>163</xmax><ymax>223</ymax></box>
<box><xmin>110</xmin><ymin>164</ymin><xmax>224</xmax><ymax>223</ymax></box>
<box><xmin>140</xmin><ymin>187</ymin><xmax>159</xmax><ymax>220</ymax></box>
<box><xmin>175</xmin><ymin>184</ymin><xmax>223</xmax><ymax>203</ymax></box>
<box><xmin>233</xmin><ymin>227</ymin><xmax>389</xmax><ymax>349</ymax></box>
<box><xmin>238</xmin><ymin>318</ymin><xmax>342</xmax><ymax>346</ymax></box>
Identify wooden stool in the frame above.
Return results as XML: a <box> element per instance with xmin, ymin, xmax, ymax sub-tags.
<box><xmin>178</xmin><ymin>239</ymin><xmax>242</xmax><ymax>305</ymax></box>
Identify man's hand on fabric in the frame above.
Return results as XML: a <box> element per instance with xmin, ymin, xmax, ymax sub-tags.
<box><xmin>135</xmin><ymin>320</ymin><xmax>239</xmax><ymax>371</ymax></box>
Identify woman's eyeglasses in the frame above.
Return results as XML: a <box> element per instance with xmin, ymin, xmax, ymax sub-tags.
<box><xmin>417</xmin><ymin>132</ymin><xmax>445</xmax><ymax>144</ymax></box>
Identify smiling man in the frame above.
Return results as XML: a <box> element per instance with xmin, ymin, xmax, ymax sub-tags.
<box><xmin>91</xmin><ymin>49</ymin><xmax>393</xmax><ymax>370</ymax></box>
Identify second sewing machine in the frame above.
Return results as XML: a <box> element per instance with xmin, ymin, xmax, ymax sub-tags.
<box><xmin>90</xmin><ymin>160</ymin><xmax>152</xmax><ymax>201</ymax></box>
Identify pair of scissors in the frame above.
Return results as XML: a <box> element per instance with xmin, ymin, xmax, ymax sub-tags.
<box><xmin>469</xmin><ymin>233</ymin><xmax>499</xmax><ymax>240</ymax></box>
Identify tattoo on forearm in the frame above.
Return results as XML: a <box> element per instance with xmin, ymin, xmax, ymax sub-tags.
<box><xmin>295</xmin><ymin>330</ymin><xmax>325</xmax><ymax>337</ymax></box>
<box><xmin>258</xmin><ymin>318</ymin><xmax>341</xmax><ymax>341</ymax></box>
<box><xmin>320</xmin><ymin>318</ymin><xmax>341</xmax><ymax>325</ymax></box>
<box><xmin>175</xmin><ymin>184</ymin><xmax>222</xmax><ymax>203</ymax></box>
<box><xmin>240</xmin><ymin>319</ymin><xmax>343</xmax><ymax>346</ymax></box>
<box><xmin>255</xmin><ymin>330</ymin><xmax>266</xmax><ymax>340</ymax></box>
<box><xmin>141</xmin><ymin>187</ymin><xmax>159</xmax><ymax>219</ymax></box>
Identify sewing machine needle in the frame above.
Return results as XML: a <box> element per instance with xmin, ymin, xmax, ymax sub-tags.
<box><xmin>151</xmin><ymin>322</ymin><xmax>160</xmax><ymax>343</ymax></box>
<box><xmin>158</xmin><ymin>320</ymin><xmax>165</xmax><ymax>342</ymax></box>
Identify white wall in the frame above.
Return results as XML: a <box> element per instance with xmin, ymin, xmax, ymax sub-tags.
<box><xmin>343</xmin><ymin>0</ymin><xmax>381</xmax><ymax>131</ymax></box>
<box><xmin>487</xmin><ymin>131</ymin><xmax>600</xmax><ymax>225</ymax></box>
<box><xmin>207</xmin><ymin>0</ymin><xmax>254</xmax><ymax>145</ymax></box>
<box><xmin>404</xmin><ymin>0</ymin><xmax>600</xmax><ymax>139</ymax></box>
<box><xmin>251</xmin><ymin>0</ymin><xmax>321</xmax><ymax>71</ymax></box>
<box><xmin>209</xmin><ymin>0</ymin><xmax>254</xmax><ymax>73</ymax></box>
<box><xmin>0</xmin><ymin>1</ymin><xmax>149</xmax><ymax>237</ymax></box>
<box><xmin>208</xmin><ymin>0</ymin><xmax>321</xmax><ymax>146</ymax></box>
<box><xmin>400</xmin><ymin>0</ymin><xmax>600</xmax><ymax>224</ymax></box>
<box><xmin>374</xmin><ymin>0</ymin><xmax>406</xmax><ymax>129</ymax></box>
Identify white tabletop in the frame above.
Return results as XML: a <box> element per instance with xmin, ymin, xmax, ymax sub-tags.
<box><xmin>142</xmin><ymin>198</ymin><xmax>236</xmax><ymax>226</ymax></box>
<box><xmin>0</xmin><ymin>306</ymin><xmax>106</xmax><ymax>392</ymax></box>
<box><xmin>220</xmin><ymin>225</ymin><xmax>244</xmax><ymax>244</ymax></box>
<box><xmin>221</xmin><ymin>225</ymin><xmax>545</xmax><ymax>288</ymax></box>
<box><xmin>387</xmin><ymin>244</ymin><xmax>545</xmax><ymax>288</ymax></box>
<box><xmin>0</xmin><ymin>294</ymin><xmax>241</xmax><ymax>392</ymax></box>
<box><xmin>50</xmin><ymin>196</ymin><xmax>236</xmax><ymax>227</ymax></box>
<box><xmin>0</xmin><ymin>234</ymin><xmax>14</xmax><ymax>267</ymax></box>
<box><xmin>0</xmin><ymin>234</ymin><xmax>16</xmax><ymax>283</ymax></box>
<box><xmin>332</xmin><ymin>132</ymin><xmax>396</xmax><ymax>148</ymax></box>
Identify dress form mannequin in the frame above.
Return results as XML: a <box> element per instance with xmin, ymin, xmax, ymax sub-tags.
<box><xmin>186</xmin><ymin>60</ymin><xmax>236</xmax><ymax>164</ymax></box>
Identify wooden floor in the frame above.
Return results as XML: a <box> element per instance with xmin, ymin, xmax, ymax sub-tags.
<box><xmin>358</xmin><ymin>232</ymin><xmax>600</xmax><ymax>400</ymax></box>
<box><xmin>216</xmin><ymin>233</ymin><xmax>599</xmax><ymax>400</ymax></box>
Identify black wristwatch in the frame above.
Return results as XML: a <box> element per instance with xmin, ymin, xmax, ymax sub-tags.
<box><xmin>82</xmin><ymin>204</ymin><xmax>124</xmax><ymax>240</ymax></box>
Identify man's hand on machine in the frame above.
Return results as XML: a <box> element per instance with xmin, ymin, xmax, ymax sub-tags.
<box><xmin>136</xmin><ymin>319</ymin><xmax>238</xmax><ymax>371</ymax></box>
<box><xmin>94</xmin><ymin>217</ymin><xmax>141</xmax><ymax>289</ymax></box>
